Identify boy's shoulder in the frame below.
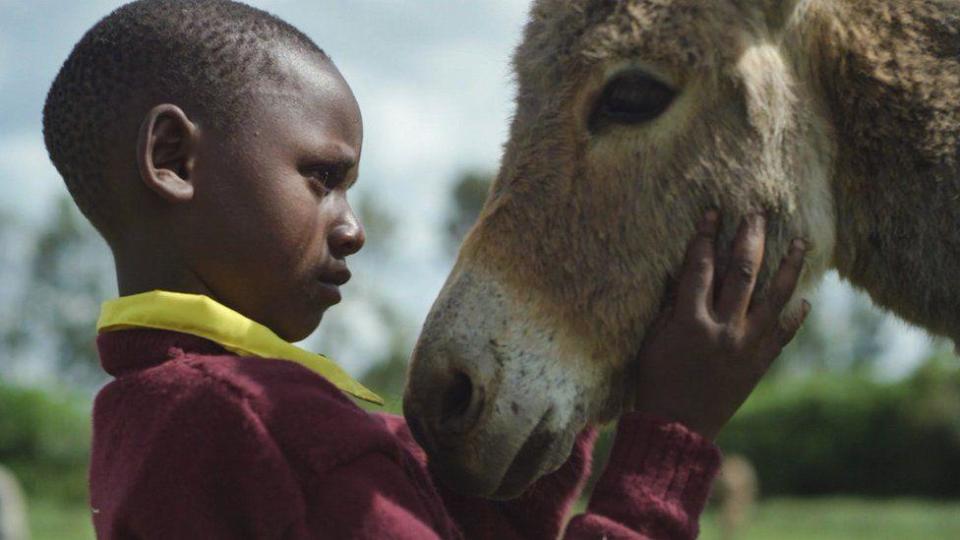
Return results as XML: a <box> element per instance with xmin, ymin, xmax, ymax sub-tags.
<box><xmin>98</xmin><ymin>347</ymin><xmax>352</xmax><ymax>411</ymax></box>
<box><xmin>94</xmin><ymin>339</ymin><xmax>397</xmax><ymax>472</ymax></box>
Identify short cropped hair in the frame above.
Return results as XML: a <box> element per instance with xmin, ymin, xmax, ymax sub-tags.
<box><xmin>42</xmin><ymin>0</ymin><xmax>328</xmax><ymax>235</ymax></box>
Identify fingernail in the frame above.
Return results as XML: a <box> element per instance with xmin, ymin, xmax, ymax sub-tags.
<box><xmin>703</xmin><ymin>209</ymin><xmax>719</xmax><ymax>223</ymax></box>
<box><xmin>748</xmin><ymin>213</ymin><xmax>765</xmax><ymax>226</ymax></box>
<box><xmin>792</xmin><ymin>239</ymin><xmax>807</xmax><ymax>251</ymax></box>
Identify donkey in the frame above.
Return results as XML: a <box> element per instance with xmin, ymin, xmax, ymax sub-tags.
<box><xmin>404</xmin><ymin>0</ymin><xmax>960</xmax><ymax>499</ymax></box>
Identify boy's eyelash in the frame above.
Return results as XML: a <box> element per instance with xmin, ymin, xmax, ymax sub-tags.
<box><xmin>303</xmin><ymin>166</ymin><xmax>344</xmax><ymax>191</ymax></box>
<box><xmin>307</xmin><ymin>168</ymin><xmax>332</xmax><ymax>183</ymax></box>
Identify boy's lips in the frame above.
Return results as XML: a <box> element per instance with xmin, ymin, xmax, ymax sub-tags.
<box><xmin>315</xmin><ymin>281</ymin><xmax>342</xmax><ymax>304</ymax></box>
<box><xmin>318</xmin><ymin>267</ymin><xmax>352</xmax><ymax>286</ymax></box>
<box><xmin>315</xmin><ymin>267</ymin><xmax>351</xmax><ymax>304</ymax></box>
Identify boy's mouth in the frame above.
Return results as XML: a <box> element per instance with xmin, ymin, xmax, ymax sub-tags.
<box><xmin>318</xmin><ymin>267</ymin><xmax>351</xmax><ymax>286</ymax></box>
<box><xmin>315</xmin><ymin>282</ymin><xmax>342</xmax><ymax>304</ymax></box>
<box><xmin>314</xmin><ymin>267</ymin><xmax>351</xmax><ymax>305</ymax></box>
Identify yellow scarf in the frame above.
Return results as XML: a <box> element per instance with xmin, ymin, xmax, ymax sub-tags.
<box><xmin>97</xmin><ymin>290</ymin><xmax>383</xmax><ymax>405</ymax></box>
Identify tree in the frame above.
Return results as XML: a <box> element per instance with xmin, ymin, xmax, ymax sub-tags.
<box><xmin>353</xmin><ymin>171</ymin><xmax>496</xmax><ymax>410</ymax></box>
<box><xmin>5</xmin><ymin>196</ymin><xmax>113</xmax><ymax>387</ymax></box>
<box><xmin>445</xmin><ymin>171</ymin><xmax>494</xmax><ymax>255</ymax></box>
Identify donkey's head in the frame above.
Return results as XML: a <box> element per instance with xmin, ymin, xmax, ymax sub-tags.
<box><xmin>405</xmin><ymin>0</ymin><xmax>836</xmax><ymax>499</ymax></box>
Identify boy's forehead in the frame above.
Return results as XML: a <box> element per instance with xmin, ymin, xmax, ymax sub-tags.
<box><xmin>245</xmin><ymin>47</ymin><xmax>362</xmax><ymax>144</ymax></box>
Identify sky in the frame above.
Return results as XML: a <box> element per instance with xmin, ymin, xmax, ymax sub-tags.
<box><xmin>0</xmin><ymin>0</ymin><xmax>941</xmax><ymax>380</ymax></box>
<box><xmin>1</xmin><ymin>0</ymin><xmax>529</xmax><ymax>225</ymax></box>
<box><xmin>0</xmin><ymin>0</ymin><xmax>533</xmax><ymax>376</ymax></box>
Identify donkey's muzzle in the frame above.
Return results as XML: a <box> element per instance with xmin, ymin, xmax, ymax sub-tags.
<box><xmin>405</xmin><ymin>366</ymin><xmax>486</xmax><ymax>449</ymax></box>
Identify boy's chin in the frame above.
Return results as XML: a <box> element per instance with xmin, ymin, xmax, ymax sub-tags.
<box><xmin>272</xmin><ymin>308</ymin><xmax>327</xmax><ymax>343</ymax></box>
<box><xmin>274</xmin><ymin>284</ymin><xmax>344</xmax><ymax>341</ymax></box>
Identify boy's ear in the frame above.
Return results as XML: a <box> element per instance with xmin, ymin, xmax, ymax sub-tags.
<box><xmin>137</xmin><ymin>104</ymin><xmax>199</xmax><ymax>203</ymax></box>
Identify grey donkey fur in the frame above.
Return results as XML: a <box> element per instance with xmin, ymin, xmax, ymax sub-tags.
<box><xmin>483</xmin><ymin>0</ymin><xmax>960</xmax><ymax>353</ymax></box>
<box><xmin>403</xmin><ymin>0</ymin><xmax>960</xmax><ymax>499</ymax></box>
<box><xmin>810</xmin><ymin>0</ymin><xmax>960</xmax><ymax>342</ymax></box>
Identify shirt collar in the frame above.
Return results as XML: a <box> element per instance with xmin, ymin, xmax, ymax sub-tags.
<box><xmin>97</xmin><ymin>290</ymin><xmax>383</xmax><ymax>405</ymax></box>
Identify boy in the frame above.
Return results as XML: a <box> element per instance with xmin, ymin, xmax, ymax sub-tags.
<box><xmin>42</xmin><ymin>1</ymin><xmax>808</xmax><ymax>538</ymax></box>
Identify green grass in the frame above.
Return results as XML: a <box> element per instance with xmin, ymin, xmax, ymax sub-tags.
<box><xmin>699</xmin><ymin>497</ymin><xmax>960</xmax><ymax>540</ymax></box>
<box><xmin>25</xmin><ymin>495</ymin><xmax>960</xmax><ymax>539</ymax></box>
<box><xmin>28</xmin><ymin>497</ymin><xmax>94</xmax><ymax>540</ymax></box>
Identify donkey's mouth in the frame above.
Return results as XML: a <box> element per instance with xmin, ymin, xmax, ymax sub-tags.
<box><xmin>490</xmin><ymin>407</ymin><xmax>559</xmax><ymax>500</ymax></box>
<box><xmin>425</xmin><ymin>406</ymin><xmax>562</xmax><ymax>499</ymax></box>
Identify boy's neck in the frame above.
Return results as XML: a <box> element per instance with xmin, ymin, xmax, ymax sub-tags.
<box><xmin>112</xmin><ymin>243</ymin><xmax>213</xmax><ymax>299</ymax></box>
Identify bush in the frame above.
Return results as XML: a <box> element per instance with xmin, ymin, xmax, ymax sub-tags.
<box><xmin>579</xmin><ymin>355</ymin><xmax>960</xmax><ymax>499</ymax></box>
<box><xmin>0</xmin><ymin>382</ymin><xmax>91</xmax><ymax>503</ymax></box>
<box><xmin>716</xmin><ymin>356</ymin><xmax>960</xmax><ymax>497</ymax></box>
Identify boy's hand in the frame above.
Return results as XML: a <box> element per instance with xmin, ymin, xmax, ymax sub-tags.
<box><xmin>633</xmin><ymin>211</ymin><xmax>810</xmax><ymax>440</ymax></box>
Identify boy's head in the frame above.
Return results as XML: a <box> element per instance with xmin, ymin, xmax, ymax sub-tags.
<box><xmin>43</xmin><ymin>0</ymin><xmax>365</xmax><ymax>341</ymax></box>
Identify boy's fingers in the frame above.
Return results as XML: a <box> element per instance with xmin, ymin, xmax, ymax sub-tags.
<box><xmin>749</xmin><ymin>239</ymin><xmax>806</xmax><ymax>330</ymax></box>
<box><xmin>676</xmin><ymin>210</ymin><xmax>719</xmax><ymax>318</ymax></box>
<box><xmin>661</xmin><ymin>276</ymin><xmax>682</xmax><ymax>314</ymax></box>
<box><xmin>780</xmin><ymin>300</ymin><xmax>810</xmax><ymax>345</ymax></box>
<box><xmin>759</xmin><ymin>300</ymin><xmax>810</xmax><ymax>361</ymax></box>
<box><xmin>716</xmin><ymin>214</ymin><xmax>766</xmax><ymax>322</ymax></box>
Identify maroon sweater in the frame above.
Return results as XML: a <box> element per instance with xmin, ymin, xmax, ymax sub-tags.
<box><xmin>90</xmin><ymin>329</ymin><xmax>721</xmax><ymax>539</ymax></box>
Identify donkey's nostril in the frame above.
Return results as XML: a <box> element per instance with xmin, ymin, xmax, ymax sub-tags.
<box><xmin>438</xmin><ymin>371</ymin><xmax>482</xmax><ymax>433</ymax></box>
<box><xmin>440</xmin><ymin>371</ymin><xmax>472</xmax><ymax>421</ymax></box>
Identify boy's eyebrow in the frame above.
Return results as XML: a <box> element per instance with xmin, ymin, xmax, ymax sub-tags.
<box><xmin>318</xmin><ymin>145</ymin><xmax>361</xmax><ymax>189</ymax></box>
<box><xmin>307</xmin><ymin>142</ymin><xmax>358</xmax><ymax>169</ymax></box>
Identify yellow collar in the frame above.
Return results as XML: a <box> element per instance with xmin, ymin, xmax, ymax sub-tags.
<box><xmin>97</xmin><ymin>290</ymin><xmax>383</xmax><ymax>405</ymax></box>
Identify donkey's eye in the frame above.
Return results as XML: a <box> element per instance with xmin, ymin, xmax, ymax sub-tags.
<box><xmin>589</xmin><ymin>71</ymin><xmax>676</xmax><ymax>132</ymax></box>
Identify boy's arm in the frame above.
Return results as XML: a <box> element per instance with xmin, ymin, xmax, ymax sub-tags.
<box><xmin>377</xmin><ymin>412</ymin><xmax>594</xmax><ymax>539</ymax></box>
<box><xmin>565</xmin><ymin>414</ymin><xmax>720</xmax><ymax>539</ymax></box>
<box><xmin>315</xmin><ymin>410</ymin><xmax>712</xmax><ymax>540</ymax></box>
<box><xmin>418</xmin><ymin>421</ymin><xmax>597</xmax><ymax>540</ymax></box>
<box><xmin>403</xmin><ymin>413</ymin><xmax>718</xmax><ymax>540</ymax></box>
<box><xmin>385</xmin><ymin>412</ymin><xmax>715</xmax><ymax>540</ymax></box>
<box><xmin>304</xmin><ymin>451</ymin><xmax>462</xmax><ymax>539</ymax></box>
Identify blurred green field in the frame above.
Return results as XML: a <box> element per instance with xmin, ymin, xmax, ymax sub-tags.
<box><xmin>27</xmin><ymin>495</ymin><xmax>960</xmax><ymax>539</ymax></box>
<box><xmin>27</xmin><ymin>496</ymin><xmax>94</xmax><ymax>540</ymax></box>
<box><xmin>699</xmin><ymin>498</ymin><xmax>960</xmax><ymax>540</ymax></box>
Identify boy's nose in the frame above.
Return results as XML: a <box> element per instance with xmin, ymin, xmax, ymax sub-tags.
<box><xmin>329</xmin><ymin>221</ymin><xmax>365</xmax><ymax>257</ymax></box>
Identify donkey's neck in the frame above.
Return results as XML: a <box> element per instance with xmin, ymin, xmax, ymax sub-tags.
<box><xmin>811</xmin><ymin>0</ymin><xmax>960</xmax><ymax>341</ymax></box>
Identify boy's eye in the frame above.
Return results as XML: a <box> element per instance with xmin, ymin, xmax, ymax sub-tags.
<box><xmin>303</xmin><ymin>165</ymin><xmax>344</xmax><ymax>193</ymax></box>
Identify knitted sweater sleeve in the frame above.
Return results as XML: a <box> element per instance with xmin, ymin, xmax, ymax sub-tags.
<box><xmin>385</xmin><ymin>412</ymin><xmax>720</xmax><ymax>540</ymax></box>
<box><xmin>565</xmin><ymin>413</ymin><xmax>722</xmax><ymax>539</ymax></box>
<box><xmin>431</xmin><ymin>426</ymin><xmax>599</xmax><ymax>540</ymax></box>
